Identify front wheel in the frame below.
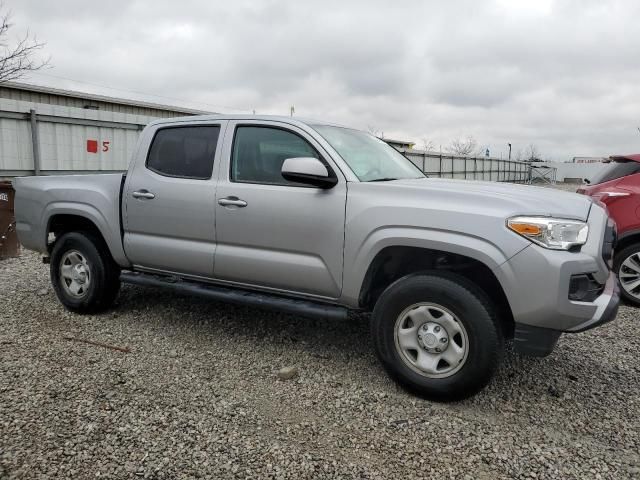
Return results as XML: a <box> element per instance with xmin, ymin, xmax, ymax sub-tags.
<box><xmin>50</xmin><ymin>231</ymin><xmax>120</xmax><ymax>313</ymax></box>
<box><xmin>614</xmin><ymin>243</ymin><xmax>640</xmax><ymax>306</ymax></box>
<box><xmin>371</xmin><ymin>272</ymin><xmax>503</xmax><ymax>401</ymax></box>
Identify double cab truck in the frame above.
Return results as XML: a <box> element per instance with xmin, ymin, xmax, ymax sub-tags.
<box><xmin>13</xmin><ymin>115</ymin><xmax>619</xmax><ymax>400</ymax></box>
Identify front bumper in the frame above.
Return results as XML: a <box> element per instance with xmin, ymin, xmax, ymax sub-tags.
<box><xmin>513</xmin><ymin>271</ymin><xmax>620</xmax><ymax>356</ymax></box>
<box><xmin>564</xmin><ymin>270</ymin><xmax>620</xmax><ymax>333</ymax></box>
<box><xmin>495</xmin><ymin>203</ymin><xmax>620</xmax><ymax>357</ymax></box>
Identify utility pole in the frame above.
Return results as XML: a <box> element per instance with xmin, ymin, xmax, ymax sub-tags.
<box><xmin>290</xmin><ymin>106</ymin><xmax>295</xmax><ymax>117</ymax></box>
<box><xmin>508</xmin><ymin>143</ymin><xmax>512</xmax><ymax>161</ymax></box>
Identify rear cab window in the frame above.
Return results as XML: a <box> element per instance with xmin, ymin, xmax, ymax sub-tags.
<box><xmin>146</xmin><ymin>126</ymin><xmax>220</xmax><ymax>179</ymax></box>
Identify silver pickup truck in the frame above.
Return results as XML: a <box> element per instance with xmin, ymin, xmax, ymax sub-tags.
<box><xmin>13</xmin><ymin>115</ymin><xmax>619</xmax><ymax>401</ymax></box>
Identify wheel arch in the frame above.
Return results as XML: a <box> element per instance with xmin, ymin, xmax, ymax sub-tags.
<box><xmin>357</xmin><ymin>245</ymin><xmax>515</xmax><ymax>337</ymax></box>
<box><xmin>44</xmin><ymin>206</ymin><xmax>128</xmax><ymax>267</ymax></box>
<box><xmin>615</xmin><ymin>230</ymin><xmax>640</xmax><ymax>254</ymax></box>
<box><xmin>49</xmin><ymin>222</ymin><xmax>122</xmax><ymax>314</ymax></box>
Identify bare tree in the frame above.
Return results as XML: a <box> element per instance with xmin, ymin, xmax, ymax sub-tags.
<box><xmin>476</xmin><ymin>144</ymin><xmax>490</xmax><ymax>158</ymax></box>
<box><xmin>421</xmin><ymin>137</ymin><xmax>435</xmax><ymax>152</ymax></box>
<box><xmin>447</xmin><ymin>135</ymin><xmax>477</xmax><ymax>156</ymax></box>
<box><xmin>367</xmin><ymin>125</ymin><xmax>383</xmax><ymax>138</ymax></box>
<box><xmin>514</xmin><ymin>148</ymin><xmax>524</xmax><ymax>162</ymax></box>
<box><xmin>0</xmin><ymin>5</ymin><xmax>49</xmax><ymax>83</ymax></box>
<box><xmin>525</xmin><ymin>144</ymin><xmax>541</xmax><ymax>162</ymax></box>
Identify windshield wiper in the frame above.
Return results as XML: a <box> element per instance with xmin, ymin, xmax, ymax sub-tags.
<box><xmin>368</xmin><ymin>177</ymin><xmax>399</xmax><ymax>182</ymax></box>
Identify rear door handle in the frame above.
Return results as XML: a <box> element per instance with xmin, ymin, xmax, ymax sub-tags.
<box><xmin>218</xmin><ymin>196</ymin><xmax>247</xmax><ymax>207</ymax></box>
<box><xmin>132</xmin><ymin>190</ymin><xmax>155</xmax><ymax>199</ymax></box>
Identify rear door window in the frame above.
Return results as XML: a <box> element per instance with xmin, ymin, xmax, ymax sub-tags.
<box><xmin>590</xmin><ymin>161</ymin><xmax>640</xmax><ymax>185</ymax></box>
<box><xmin>147</xmin><ymin>126</ymin><xmax>220</xmax><ymax>179</ymax></box>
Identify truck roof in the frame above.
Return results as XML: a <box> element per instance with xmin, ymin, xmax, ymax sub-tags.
<box><xmin>148</xmin><ymin>114</ymin><xmax>346</xmax><ymax>129</ymax></box>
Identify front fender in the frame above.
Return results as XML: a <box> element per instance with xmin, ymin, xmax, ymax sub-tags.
<box><xmin>340</xmin><ymin>226</ymin><xmax>522</xmax><ymax>307</ymax></box>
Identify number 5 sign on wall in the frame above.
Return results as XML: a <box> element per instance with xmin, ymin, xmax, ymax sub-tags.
<box><xmin>87</xmin><ymin>139</ymin><xmax>111</xmax><ymax>153</ymax></box>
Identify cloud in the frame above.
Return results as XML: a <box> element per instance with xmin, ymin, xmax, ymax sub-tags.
<box><xmin>8</xmin><ymin>0</ymin><xmax>640</xmax><ymax>159</ymax></box>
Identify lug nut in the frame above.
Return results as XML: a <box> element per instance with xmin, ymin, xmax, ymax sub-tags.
<box><xmin>441</xmin><ymin>338</ymin><xmax>448</xmax><ymax>343</ymax></box>
<box><xmin>435</xmin><ymin>347</ymin><xmax>441</xmax><ymax>353</ymax></box>
<box><xmin>434</xmin><ymin>326</ymin><xmax>440</xmax><ymax>333</ymax></box>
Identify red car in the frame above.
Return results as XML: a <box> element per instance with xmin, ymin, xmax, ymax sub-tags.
<box><xmin>577</xmin><ymin>154</ymin><xmax>640</xmax><ymax>305</ymax></box>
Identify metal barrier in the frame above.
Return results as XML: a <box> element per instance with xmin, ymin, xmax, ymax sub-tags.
<box><xmin>402</xmin><ymin>150</ymin><xmax>531</xmax><ymax>183</ymax></box>
<box><xmin>529</xmin><ymin>165</ymin><xmax>558</xmax><ymax>185</ymax></box>
<box><xmin>0</xmin><ymin>181</ymin><xmax>19</xmax><ymax>259</ymax></box>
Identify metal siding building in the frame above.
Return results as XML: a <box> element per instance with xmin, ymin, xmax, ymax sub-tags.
<box><xmin>0</xmin><ymin>81</ymin><xmax>208</xmax><ymax>118</ymax></box>
<box><xmin>0</xmin><ymin>82</ymin><xmax>531</xmax><ymax>182</ymax></box>
<box><xmin>0</xmin><ymin>82</ymin><xmax>211</xmax><ymax>178</ymax></box>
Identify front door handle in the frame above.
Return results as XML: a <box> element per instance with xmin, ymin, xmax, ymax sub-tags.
<box><xmin>132</xmin><ymin>190</ymin><xmax>155</xmax><ymax>200</ymax></box>
<box><xmin>218</xmin><ymin>196</ymin><xmax>247</xmax><ymax>207</ymax></box>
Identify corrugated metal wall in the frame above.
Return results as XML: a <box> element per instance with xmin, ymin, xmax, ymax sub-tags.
<box><xmin>0</xmin><ymin>99</ymin><xmax>160</xmax><ymax>176</ymax></box>
<box><xmin>0</xmin><ymin>83</ymin><xmax>203</xmax><ymax>118</ymax></box>
<box><xmin>0</xmin><ymin>114</ymin><xmax>33</xmax><ymax>172</ymax></box>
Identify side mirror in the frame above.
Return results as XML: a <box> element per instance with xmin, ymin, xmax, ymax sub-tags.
<box><xmin>281</xmin><ymin>157</ymin><xmax>338</xmax><ymax>189</ymax></box>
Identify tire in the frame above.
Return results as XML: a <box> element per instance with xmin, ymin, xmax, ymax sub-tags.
<box><xmin>50</xmin><ymin>231</ymin><xmax>120</xmax><ymax>313</ymax></box>
<box><xmin>371</xmin><ymin>272</ymin><xmax>503</xmax><ymax>402</ymax></box>
<box><xmin>614</xmin><ymin>243</ymin><xmax>640</xmax><ymax>306</ymax></box>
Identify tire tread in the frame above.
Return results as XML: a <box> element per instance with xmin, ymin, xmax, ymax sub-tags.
<box><xmin>371</xmin><ymin>271</ymin><xmax>503</xmax><ymax>401</ymax></box>
<box><xmin>50</xmin><ymin>231</ymin><xmax>120</xmax><ymax>313</ymax></box>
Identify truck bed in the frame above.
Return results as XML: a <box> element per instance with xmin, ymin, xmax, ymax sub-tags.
<box><xmin>12</xmin><ymin>174</ymin><xmax>128</xmax><ymax>265</ymax></box>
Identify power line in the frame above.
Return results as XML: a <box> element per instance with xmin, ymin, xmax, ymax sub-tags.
<box><xmin>25</xmin><ymin>71</ymin><xmax>253</xmax><ymax>113</ymax></box>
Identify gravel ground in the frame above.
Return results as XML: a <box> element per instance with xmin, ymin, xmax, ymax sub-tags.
<box><xmin>541</xmin><ymin>182</ymin><xmax>582</xmax><ymax>193</ymax></box>
<box><xmin>1</xmin><ymin>184</ymin><xmax>638</xmax><ymax>479</ymax></box>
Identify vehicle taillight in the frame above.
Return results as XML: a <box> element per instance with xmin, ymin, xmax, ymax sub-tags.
<box><xmin>591</xmin><ymin>191</ymin><xmax>630</xmax><ymax>204</ymax></box>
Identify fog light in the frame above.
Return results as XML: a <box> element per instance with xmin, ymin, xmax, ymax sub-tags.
<box><xmin>569</xmin><ymin>274</ymin><xmax>604</xmax><ymax>302</ymax></box>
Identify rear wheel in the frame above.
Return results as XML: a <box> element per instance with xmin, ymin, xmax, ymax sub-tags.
<box><xmin>371</xmin><ymin>272</ymin><xmax>503</xmax><ymax>401</ymax></box>
<box><xmin>50</xmin><ymin>231</ymin><xmax>120</xmax><ymax>313</ymax></box>
<box><xmin>614</xmin><ymin>243</ymin><xmax>640</xmax><ymax>306</ymax></box>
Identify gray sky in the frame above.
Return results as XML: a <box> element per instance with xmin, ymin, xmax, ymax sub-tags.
<box><xmin>8</xmin><ymin>0</ymin><xmax>640</xmax><ymax>160</ymax></box>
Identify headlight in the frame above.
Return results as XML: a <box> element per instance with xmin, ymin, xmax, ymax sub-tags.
<box><xmin>507</xmin><ymin>216</ymin><xmax>589</xmax><ymax>250</ymax></box>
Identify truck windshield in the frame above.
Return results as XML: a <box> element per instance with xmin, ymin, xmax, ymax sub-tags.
<box><xmin>312</xmin><ymin>125</ymin><xmax>425</xmax><ymax>182</ymax></box>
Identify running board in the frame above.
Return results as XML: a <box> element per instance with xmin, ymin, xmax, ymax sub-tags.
<box><xmin>120</xmin><ymin>271</ymin><xmax>349</xmax><ymax>321</ymax></box>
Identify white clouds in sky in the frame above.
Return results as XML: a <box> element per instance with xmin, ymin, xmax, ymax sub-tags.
<box><xmin>9</xmin><ymin>0</ymin><xmax>640</xmax><ymax>160</ymax></box>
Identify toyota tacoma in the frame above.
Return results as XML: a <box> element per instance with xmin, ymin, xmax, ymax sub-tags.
<box><xmin>13</xmin><ymin>115</ymin><xmax>620</xmax><ymax>400</ymax></box>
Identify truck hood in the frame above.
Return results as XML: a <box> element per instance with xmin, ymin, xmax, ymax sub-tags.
<box><xmin>370</xmin><ymin>177</ymin><xmax>593</xmax><ymax>221</ymax></box>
